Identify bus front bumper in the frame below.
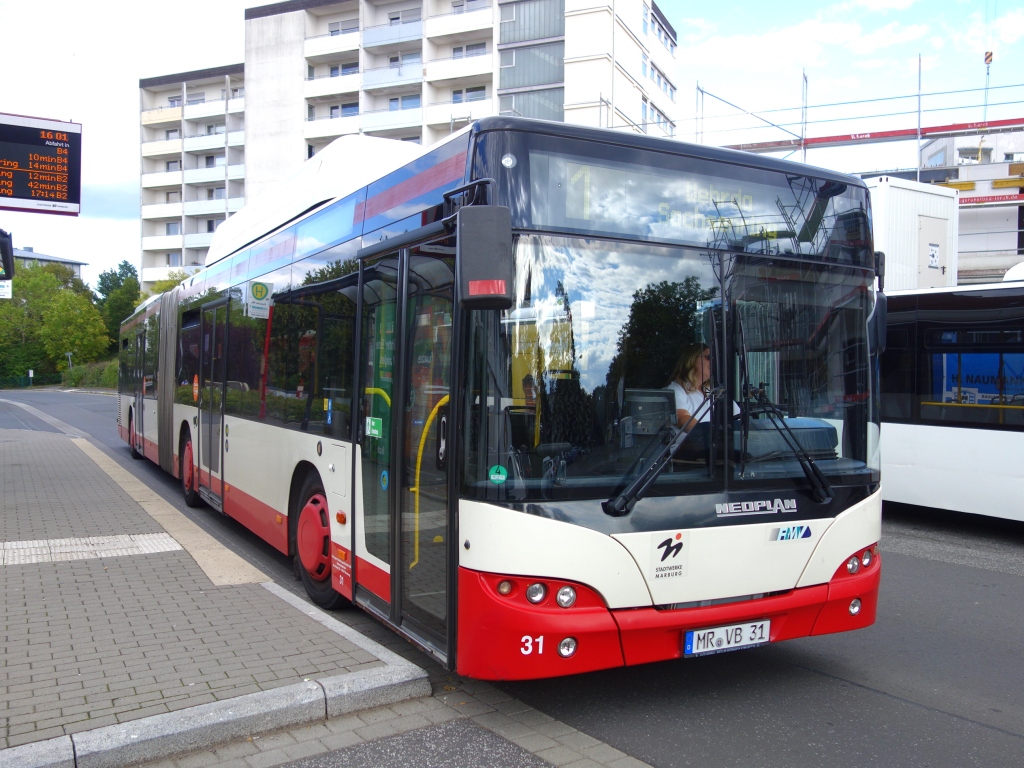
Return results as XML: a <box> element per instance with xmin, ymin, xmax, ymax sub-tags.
<box><xmin>456</xmin><ymin>557</ymin><xmax>881</xmax><ymax>680</ymax></box>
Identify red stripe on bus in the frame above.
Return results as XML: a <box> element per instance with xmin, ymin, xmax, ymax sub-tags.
<box><xmin>355</xmin><ymin>556</ymin><xmax>391</xmax><ymax>603</ymax></box>
<box><xmin>223</xmin><ymin>483</ymin><xmax>289</xmax><ymax>555</ymax></box>
<box><xmin>355</xmin><ymin>152</ymin><xmax>466</xmax><ymax>223</ymax></box>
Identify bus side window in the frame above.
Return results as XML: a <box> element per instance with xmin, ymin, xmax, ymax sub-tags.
<box><xmin>879</xmin><ymin>326</ymin><xmax>912</xmax><ymax>420</ymax></box>
<box><xmin>145</xmin><ymin>314</ymin><xmax>160</xmax><ymax>399</ymax></box>
<box><xmin>313</xmin><ymin>290</ymin><xmax>357</xmax><ymax>439</ymax></box>
<box><xmin>178</xmin><ymin>312</ymin><xmax>201</xmax><ymax>406</ymax></box>
<box><xmin>266</xmin><ymin>303</ymin><xmax>319</xmax><ymax>429</ymax></box>
<box><xmin>224</xmin><ymin>301</ymin><xmax>264</xmax><ymax>420</ymax></box>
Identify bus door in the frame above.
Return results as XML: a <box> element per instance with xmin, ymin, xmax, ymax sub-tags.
<box><xmin>355</xmin><ymin>245</ymin><xmax>456</xmax><ymax>662</ymax></box>
<box><xmin>131</xmin><ymin>327</ymin><xmax>146</xmax><ymax>453</ymax></box>
<box><xmin>198</xmin><ymin>299</ymin><xmax>228</xmax><ymax>508</ymax></box>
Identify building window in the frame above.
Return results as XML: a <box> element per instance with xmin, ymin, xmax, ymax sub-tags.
<box><xmin>205</xmin><ymin>154</ymin><xmax>225</xmax><ymax>167</ymax></box>
<box><xmin>308</xmin><ymin>64</ymin><xmax>315</xmax><ymax>80</ymax></box>
<box><xmin>231</xmin><ymin>87</ymin><xmax>244</xmax><ymax>98</ymax></box>
<box><xmin>452</xmin><ymin>1</ymin><xmax>464</xmax><ymax>13</ymax></box>
<box><xmin>466</xmin><ymin>85</ymin><xmax>486</xmax><ymax>101</ymax></box>
<box><xmin>168</xmin><ymin>252</ymin><xmax>182</xmax><ymax>267</ymax></box>
<box><xmin>330</xmin><ymin>64</ymin><xmax>340</xmax><ymax>77</ymax></box>
<box><xmin>186</xmin><ymin>92</ymin><xmax>205</xmax><ymax>105</ymax></box>
<box><xmin>401</xmin><ymin>136</ymin><xmax>421</xmax><ymax>143</ymax></box>
<box><xmin>166</xmin><ymin>221</ymin><xmax>181</xmax><ymax>236</ymax></box>
<box><xmin>330</xmin><ymin>105</ymin><xmax>340</xmax><ymax>119</ymax></box>
<box><xmin>206</xmin><ymin>124</ymin><xmax>225</xmax><ymax>135</ymax></box>
<box><xmin>403</xmin><ymin>94</ymin><xmax>420</xmax><ymax>109</ymax></box>
<box><xmin>389</xmin><ymin>12</ymin><xmax>401</xmax><ymax>24</ymax></box>
<box><xmin>467</xmin><ymin>42</ymin><xmax>486</xmax><ymax>57</ymax></box>
<box><xmin>167</xmin><ymin>190</ymin><xmax>181</xmax><ymax>203</ymax></box>
<box><xmin>308</xmin><ymin>144</ymin><xmax>316</xmax><ymax>159</ymax></box>
<box><xmin>453</xmin><ymin>89</ymin><xmax>463</xmax><ymax>103</ymax></box>
<box><xmin>208</xmin><ymin>187</ymin><xmax>226</xmax><ymax>200</ymax></box>
<box><xmin>342</xmin><ymin>20</ymin><xmax>358</xmax><ymax>33</ymax></box>
<box><xmin>165</xmin><ymin>128</ymin><xmax>180</xmax><ymax>140</ymax></box>
<box><xmin>453</xmin><ymin>46</ymin><xmax>464</xmax><ymax>59</ymax></box>
<box><xmin>342</xmin><ymin>102</ymin><xmax>359</xmax><ymax>117</ymax></box>
<box><xmin>389</xmin><ymin>97</ymin><xmax>400</xmax><ymax>111</ymax></box>
<box><xmin>342</xmin><ymin>61</ymin><xmax>358</xmax><ymax>75</ymax></box>
<box><xmin>642</xmin><ymin>4</ymin><xmax>648</xmax><ymax>34</ymax></box>
<box><xmin>390</xmin><ymin>55</ymin><xmax>401</xmax><ymax>68</ymax></box>
<box><xmin>641</xmin><ymin>54</ymin><xmax>647</xmax><ymax>78</ymax></box>
<box><xmin>329</xmin><ymin>21</ymin><xmax>341</xmax><ymax>35</ymax></box>
<box><xmin>166</xmin><ymin>160</ymin><xmax>180</xmax><ymax>172</ymax></box>
<box><xmin>168</xmin><ymin>95</ymin><xmax>182</xmax><ymax>107</ymax></box>
<box><xmin>500</xmin><ymin>4</ymin><xmax>514</xmax><ymax>22</ymax></box>
<box><xmin>308</xmin><ymin>104</ymin><xmax>316</xmax><ymax>120</ymax></box>
<box><xmin>500</xmin><ymin>50</ymin><xmax>515</xmax><ymax>67</ymax></box>
<box><xmin>207</xmin><ymin>219</ymin><xmax>221</xmax><ymax>233</ymax></box>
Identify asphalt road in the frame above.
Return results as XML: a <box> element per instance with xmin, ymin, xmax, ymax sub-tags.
<box><xmin>3</xmin><ymin>388</ymin><xmax>1023</xmax><ymax>767</ymax></box>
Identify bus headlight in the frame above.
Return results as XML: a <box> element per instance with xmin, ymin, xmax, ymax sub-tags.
<box><xmin>849</xmin><ymin>598</ymin><xmax>862</xmax><ymax>616</ymax></box>
<box><xmin>526</xmin><ymin>583</ymin><xmax>547</xmax><ymax>604</ymax></box>
<box><xmin>860</xmin><ymin>549</ymin><xmax>873</xmax><ymax>568</ymax></box>
<box><xmin>558</xmin><ymin>637</ymin><xmax>577</xmax><ymax>657</ymax></box>
<box><xmin>846</xmin><ymin>556</ymin><xmax>860</xmax><ymax>574</ymax></box>
<box><xmin>556</xmin><ymin>586</ymin><xmax>577</xmax><ymax>608</ymax></box>
<box><xmin>497</xmin><ymin>580</ymin><xmax>513</xmax><ymax>596</ymax></box>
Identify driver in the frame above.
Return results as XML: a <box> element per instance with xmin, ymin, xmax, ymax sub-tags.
<box><xmin>665</xmin><ymin>343</ymin><xmax>738</xmax><ymax>431</ymax></box>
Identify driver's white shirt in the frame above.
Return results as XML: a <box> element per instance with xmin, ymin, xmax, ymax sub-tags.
<box><xmin>666</xmin><ymin>382</ymin><xmax>740</xmax><ymax>422</ymax></box>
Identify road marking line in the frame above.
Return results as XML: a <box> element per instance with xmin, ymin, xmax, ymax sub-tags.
<box><xmin>72</xmin><ymin>438</ymin><xmax>267</xmax><ymax>586</ymax></box>
<box><xmin>0</xmin><ymin>398</ymin><xmax>86</xmax><ymax>437</ymax></box>
<box><xmin>2</xmin><ymin>533</ymin><xmax>181</xmax><ymax>565</ymax></box>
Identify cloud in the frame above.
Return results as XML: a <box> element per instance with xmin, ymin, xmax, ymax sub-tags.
<box><xmin>852</xmin><ymin>21</ymin><xmax>930</xmax><ymax>53</ymax></box>
<box><xmin>81</xmin><ymin>183</ymin><xmax>140</xmax><ymax>220</ymax></box>
<box><xmin>850</xmin><ymin>0</ymin><xmax>921</xmax><ymax>10</ymax></box>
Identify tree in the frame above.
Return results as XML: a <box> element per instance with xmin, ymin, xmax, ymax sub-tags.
<box><xmin>0</xmin><ymin>266</ymin><xmax>62</xmax><ymax>377</ymax></box>
<box><xmin>37</xmin><ymin>263</ymin><xmax>93</xmax><ymax>299</ymax></box>
<box><xmin>136</xmin><ymin>268</ymin><xmax>196</xmax><ymax>306</ymax></box>
<box><xmin>102</xmin><ymin>276</ymin><xmax>140</xmax><ymax>352</ymax></box>
<box><xmin>95</xmin><ymin>260</ymin><xmax>139</xmax><ymax>308</ymax></box>
<box><xmin>39</xmin><ymin>291</ymin><xmax>110</xmax><ymax>370</ymax></box>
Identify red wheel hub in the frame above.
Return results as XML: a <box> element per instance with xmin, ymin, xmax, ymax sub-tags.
<box><xmin>297</xmin><ymin>493</ymin><xmax>331</xmax><ymax>581</ymax></box>
<box><xmin>183</xmin><ymin>441</ymin><xmax>194</xmax><ymax>491</ymax></box>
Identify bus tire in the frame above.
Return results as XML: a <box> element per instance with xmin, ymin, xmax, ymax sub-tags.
<box><xmin>129</xmin><ymin>412</ymin><xmax>143</xmax><ymax>460</ymax></box>
<box><xmin>294</xmin><ymin>471</ymin><xmax>349</xmax><ymax>610</ymax></box>
<box><xmin>181</xmin><ymin>435</ymin><xmax>201</xmax><ymax>508</ymax></box>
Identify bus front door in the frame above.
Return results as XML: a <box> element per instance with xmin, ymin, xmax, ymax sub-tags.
<box><xmin>198</xmin><ymin>301</ymin><xmax>228</xmax><ymax>509</ymax></box>
<box><xmin>355</xmin><ymin>247</ymin><xmax>455</xmax><ymax>663</ymax></box>
<box><xmin>131</xmin><ymin>328</ymin><xmax>145</xmax><ymax>455</ymax></box>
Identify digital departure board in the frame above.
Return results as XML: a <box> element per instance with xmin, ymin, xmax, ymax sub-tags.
<box><xmin>0</xmin><ymin>113</ymin><xmax>82</xmax><ymax>216</ymax></box>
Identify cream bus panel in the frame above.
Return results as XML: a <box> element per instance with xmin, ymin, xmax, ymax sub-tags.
<box><xmin>797</xmin><ymin>490</ymin><xmax>881</xmax><ymax>586</ymax></box>
<box><xmin>613</xmin><ymin>520</ymin><xmax>827</xmax><ymax>606</ymax></box>
<box><xmin>458</xmin><ymin>500</ymin><xmax>652</xmax><ymax>609</ymax></box>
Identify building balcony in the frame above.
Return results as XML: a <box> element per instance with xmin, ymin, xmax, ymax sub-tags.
<box><xmin>424</xmin><ymin>4</ymin><xmax>492</xmax><ymax>42</ymax></box>
<box><xmin>304</xmin><ymin>73</ymin><xmax>361</xmax><ymax>100</ymax></box>
<box><xmin>362</xmin><ymin>64</ymin><xmax>423</xmax><ymax>92</ymax></box>
<box><xmin>142</xmin><ymin>234</ymin><xmax>183</xmax><ymax>251</ymax></box>
<box><xmin>228</xmin><ymin>196</ymin><xmax>245</xmax><ymax>212</ymax></box>
<box><xmin>228</xmin><ymin>130</ymin><xmax>244</xmax><ymax>147</ymax></box>
<box><xmin>141</xmin><ymin>170</ymin><xmax>183</xmax><ymax>189</ymax></box>
<box><xmin>304</xmin><ymin>30</ymin><xmax>360</xmax><ymax>62</ymax></box>
<box><xmin>362</xmin><ymin>106</ymin><xmax>422</xmax><ymax>132</ymax></box>
<box><xmin>140</xmin><ymin>106</ymin><xmax>182</xmax><ymax>126</ymax></box>
<box><xmin>363</xmin><ymin>20</ymin><xmax>422</xmax><ymax>50</ymax></box>
<box><xmin>227</xmin><ymin>163</ymin><xmax>245</xmax><ymax>181</ymax></box>
<box><xmin>141</xmin><ymin>202</ymin><xmax>183</xmax><ymax>220</ymax></box>
<box><xmin>227</xmin><ymin>97</ymin><xmax>244</xmax><ymax>114</ymax></box>
<box><xmin>425</xmin><ymin>97</ymin><xmax>495</xmax><ymax>126</ymax></box>
<box><xmin>184</xmin><ymin>166</ymin><xmax>229</xmax><ymax>184</ymax></box>
<box><xmin>184</xmin><ymin>199</ymin><xmax>229</xmax><ymax>216</ymax></box>
<box><xmin>141</xmin><ymin>138</ymin><xmax>182</xmax><ymax>158</ymax></box>
<box><xmin>184</xmin><ymin>232</ymin><xmax>216</xmax><ymax>248</ymax></box>
<box><xmin>425</xmin><ymin>53</ymin><xmax>491</xmax><ymax>84</ymax></box>
<box><xmin>183</xmin><ymin>100</ymin><xmax>228</xmax><ymax>120</ymax></box>
<box><xmin>303</xmin><ymin>115</ymin><xmax>361</xmax><ymax>141</ymax></box>
<box><xmin>184</xmin><ymin>134</ymin><xmax>227</xmax><ymax>152</ymax></box>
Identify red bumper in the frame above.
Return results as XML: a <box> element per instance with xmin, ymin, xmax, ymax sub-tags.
<box><xmin>456</xmin><ymin>556</ymin><xmax>881</xmax><ymax>680</ymax></box>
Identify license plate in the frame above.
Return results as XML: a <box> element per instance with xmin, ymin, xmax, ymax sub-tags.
<box><xmin>684</xmin><ymin>620</ymin><xmax>770</xmax><ymax>657</ymax></box>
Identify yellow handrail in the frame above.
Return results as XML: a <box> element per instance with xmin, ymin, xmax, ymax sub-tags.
<box><xmin>364</xmin><ymin>387</ymin><xmax>391</xmax><ymax>407</ymax></box>
<box><xmin>920</xmin><ymin>401</ymin><xmax>1024</xmax><ymax>410</ymax></box>
<box><xmin>409</xmin><ymin>394</ymin><xmax>449</xmax><ymax>570</ymax></box>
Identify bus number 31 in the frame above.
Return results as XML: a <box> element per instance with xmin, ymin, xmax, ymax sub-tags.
<box><xmin>521</xmin><ymin>635</ymin><xmax>544</xmax><ymax>655</ymax></box>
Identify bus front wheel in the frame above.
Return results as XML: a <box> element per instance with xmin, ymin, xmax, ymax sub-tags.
<box><xmin>294</xmin><ymin>472</ymin><xmax>349</xmax><ymax>610</ymax></box>
<box><xmin>181</xmin><ymin>437</ymin><xmax>201</xmax><ymax>507</ymax></box>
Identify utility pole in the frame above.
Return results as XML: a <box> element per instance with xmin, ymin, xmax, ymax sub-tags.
<box><xmin>917</xmin><ymin>54</ymin><xmax>922</xmax><ymax>183</ymax></box>
<box><xmin>801</xmin><ymin>70</ymin><xmax>808</xmax><ymax>163</ymax></box>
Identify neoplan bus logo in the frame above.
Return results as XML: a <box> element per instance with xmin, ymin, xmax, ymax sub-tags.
<box><xmin>716</xmin><ymin>498</ymin><xmax>797</xmax><ymax>516</ymax></box>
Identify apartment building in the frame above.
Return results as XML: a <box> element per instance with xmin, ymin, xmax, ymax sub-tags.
<box><xmin>139</xmin><ymin>0</ymin><xmax>679</xmax><ymax>291</ymax></box>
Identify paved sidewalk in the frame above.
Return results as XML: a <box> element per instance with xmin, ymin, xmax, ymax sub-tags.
<box><xmin>0</xmin><ymin>427</ymin><xmax>426</xmax><ymax>765</ymax></box>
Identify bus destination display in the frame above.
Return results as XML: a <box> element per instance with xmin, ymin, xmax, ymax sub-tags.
<box><xmin>0</xmin><ymin>113</ymin><xmax>82</xmax><ymax>216</ymax></box>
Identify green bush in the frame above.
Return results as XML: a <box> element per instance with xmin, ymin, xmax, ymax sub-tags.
<box><xmin>62</xmin><ymin>358</ymin><xmax>118</xmax><ymax>389</ymax></box>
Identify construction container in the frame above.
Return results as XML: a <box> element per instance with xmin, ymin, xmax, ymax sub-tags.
<box><xmin>865</xmin><ymin>176</ymin><xmax>958</xmax><ymax>290</ymax></box>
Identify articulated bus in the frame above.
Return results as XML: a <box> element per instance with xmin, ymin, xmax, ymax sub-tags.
<box><xmin>119</xmin><ymin>117</ymin><xmax>884</xmax><ymax>680</ymax></box>
<box><xmin>881</xmin><ymin>282</ymin><xmax>1024</xmax><ymax>520</ymax></box>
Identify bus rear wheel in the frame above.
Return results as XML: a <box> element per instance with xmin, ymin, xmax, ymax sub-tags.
<box><xmin>295</xmin><ymin>472</ymin><xmax>349</xmax><ymax>610</ymax></box>
<box><xmin>129</xmin><ymin>413</ymin><xmax>143</xmax><ymax>460</ymax></box>
<box><xmin>181</xmin><ymin>437</ymin><xmax>201</xmax><ymax>507</ymax></box>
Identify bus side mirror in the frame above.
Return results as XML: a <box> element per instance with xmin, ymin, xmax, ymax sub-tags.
<box><xmin>0</xmin><ymin>228</ymin><xmax>14</xmax><ymax>281</ymax></box>
<box><xmin>874</xmin><ymin>250</ymin><xmax>885</xmax><ymax>292</ymax></box>
<box><xmin>457</xmin><ymin>205</ymin><xmax>514</xmax><ymax>310</ymax></box>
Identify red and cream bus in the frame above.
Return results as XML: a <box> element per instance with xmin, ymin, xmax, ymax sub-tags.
<box><xmin>119</xmin><ymin>117</ymin><xmax>884</xmax><ymax>680</ymax></box>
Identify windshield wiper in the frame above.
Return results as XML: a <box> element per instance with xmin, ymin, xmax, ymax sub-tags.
<box><xmin>603</xmin><ymin>387</ymin><xmax>724</xmax><ymax>517</ymax></box>
<box><xmin>749</xmin><ymin>383</ymin><xmax>834</xmax><ymax>504</ymax></box>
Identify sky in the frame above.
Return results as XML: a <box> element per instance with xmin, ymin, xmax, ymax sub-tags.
<box><xmin>0</xmin><ymin>0</ymin><xmax>1021</xmax><ymax>289</ymax></box>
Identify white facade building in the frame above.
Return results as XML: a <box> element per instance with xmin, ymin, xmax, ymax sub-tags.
<box><xmin>139</xmin><ymin>0</ymin><xmax>680</xmax><ymax>291</ymax></box>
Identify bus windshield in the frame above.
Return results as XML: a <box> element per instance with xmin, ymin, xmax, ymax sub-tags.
<box><xmin>461</xmin><ymin>235</ymin><xmax>879</xmax><ymax>503</ymax></box>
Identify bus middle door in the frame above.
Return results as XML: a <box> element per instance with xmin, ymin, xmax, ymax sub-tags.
<box><xmin>198</xmin><ymin>299</ymin><xmax>228</xmax><ymax>510</ymax></box>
